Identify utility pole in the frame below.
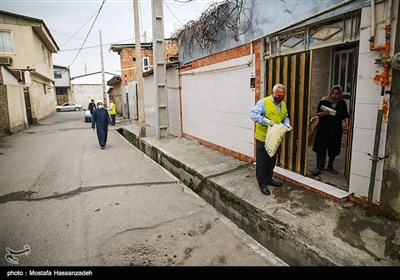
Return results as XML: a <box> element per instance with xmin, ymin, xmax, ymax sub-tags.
<box><xmin>151</xmin><ymin>0</ymin><xmax>169</xmax><ymax>139</ymax></box>
<box><xmin>99</xmin><ymin>31</ymin><xmax>107</xmax><ymax>105</ymax></box>
<box><xmin>134</xmin><ymin>0</ymin><xmax>146</xmax><ymax>137</ymax></box>
<box><xmin>143</xmin><ymin>30</ymin><xmax>147</xmax><ymax>43</ymax></box>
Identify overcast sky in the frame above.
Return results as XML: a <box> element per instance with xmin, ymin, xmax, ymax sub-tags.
<box><xmin>1</xmin><ymin>0</ymin><xmax>224</xmax><ymax>77</ymax></box>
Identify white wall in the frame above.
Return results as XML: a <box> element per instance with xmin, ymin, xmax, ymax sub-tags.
<box><xmin>71</xmin><ymin>73</ymin><xmax>115</xmax><ymax>106</ymax></box>
<box><xmin>166</xmin><ymin>67</ymin><xmax>181</xmax><ymax>137</ymax></box>
<box><xmin>143</xmin><ymin>76</ymin><xmax>156</xmax><ymax>129</ymax></box>
<box><xmin>181</xmin><ymin>55</ymin><xmax>255</xmax><ymax>157</ymax></box>
<box><xmin>2</xmin><ymin>67</ymin><xmax>27</xmax><ymax>132</ymax></box>
<box><xmin>54</xmin><ymin>67</ymin><xmax>70</xmax><ymax>87</ymax></box>
<box><xmin>127</xmin><ymin>82</ymin><xmax>137</xmax><ymax>121</ymax></box>
<box><xmin>141</xmin><ymin>67</ymin><xmax>181</xmax><ymax>137</ymax></box>
<box><xmin>349</xmin><ymin>1</ymin><xmax>398</xmax><ymax>203</ymax></box>
<box><xmin>120</xmin><ymin>85</ymin><xmax>128</xmax><ymax>119</ymax></box>
<box><xmin>29</xmin><ymin>74</ymin><xmax>57</xmax><ymax>120</ymax></box>
<box><xmin>72</xmin><ymin>84</ymin><xmax>103</xmax><ymax>107</ymax></box>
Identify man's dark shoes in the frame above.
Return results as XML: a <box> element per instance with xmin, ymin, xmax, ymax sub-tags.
<box><xmin>267</xmin><ymin>179</ymin><xmax>282</xmax><ymax>187</ymax></box>
<box><xmin>260</xmin><ymin>187</ymin><xmax>270</xmax><ymax>196</ymax></box>
<box><xmin>326</xmin><ymin>167</ymin><xmax>339</xmax><ymax>174</ymax></box>
<box><xmin>101</xmin><ymin>145</ymin><xmax>105</xmax><ymax>150</ymax></box>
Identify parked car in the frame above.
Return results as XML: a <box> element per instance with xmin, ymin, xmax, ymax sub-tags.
<box><xmin>84</xmin><ymin>109</ymin><xmax>92</xmax><ymax>123</ymax></box>
<box><xmin>56</xmin><ymin>102</ymin><xmax>82</xmax><ymax>112</ymax></box>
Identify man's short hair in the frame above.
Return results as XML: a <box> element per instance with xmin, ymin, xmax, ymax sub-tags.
<box><xmin>273</xmin><ymin>84</ymin><xmax>286</xmax><ymax>93</ymax></box>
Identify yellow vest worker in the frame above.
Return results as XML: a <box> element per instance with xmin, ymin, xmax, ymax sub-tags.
<box><xmin>250</xmin><ymin>84</ymin><xmax>291</xmax><ymax>196</ymax></box>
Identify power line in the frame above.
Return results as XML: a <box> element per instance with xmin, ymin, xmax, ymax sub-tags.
<box><xmin>59</xmin><ymin>37</ymin><xmax>135</xmax><ymax>52</ymax></box>
<box><xmin>67</xmin><ymin>0</ymin><xmax>107</xmax><ymax>69</ymax></box>
<box><xmin>57</xmin><ymin>8</ymin><xmax>99</xmax><ymax>48</ymax></box>
<box><xmin>164</xmin><ymin>0</ymin><xmax>184</xmax><ymax>26</ymax></box>
<box><xmin>173</xmin><ymin>0</ymin><xmax>194</xmax><ymax>3</ymax></box>
<box><xmin>50</xmin><ymin>29</ymin><xmax>97</xmax><ymax>46</ymax></box>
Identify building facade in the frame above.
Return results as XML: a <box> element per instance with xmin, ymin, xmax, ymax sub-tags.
<box><xmin>0</xmin><ymin>10</ymin><xmax>59</xmax><ymax>124</ymax></box>
<box><xmin>71</xmin><ymin>71</ymin><xmax>117</xmax><ymax>109</ymax></box>
<box><xmin>176</xmin><ymin>0</ymin><xmax>399</xmax><ymax>219</ymax></box>
<box><xmin>53</xmin><ymin>65</ymin><xmax>72</xmax><ymax>105</ymax></box>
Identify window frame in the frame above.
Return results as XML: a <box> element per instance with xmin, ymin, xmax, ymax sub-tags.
<box><xmin>0</xmin><ymin>30</ymin><xmax>16</xmax><ymax>54</ymax></box>
<box><xmin>54</xmin><ymin>70</ymin><xmax>62</xmax><ymax>79</ymax></box>
<box><xmin>331</xmin><ymin>47</ymin><xmax>354</xmax><ymax>100</ymax></box>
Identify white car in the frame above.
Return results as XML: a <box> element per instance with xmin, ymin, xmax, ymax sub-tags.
<box><xmin>84</xmin><ymin>110</ymin><xmax>92</xmax><ymax>123</ymax></box>
<box><xmin>56</xmin><ymin>102</ymin><xmax>82</xmax><ymax>112</ymax></box>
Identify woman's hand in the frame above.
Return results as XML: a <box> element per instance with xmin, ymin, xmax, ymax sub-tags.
<box><xmin>317</xmin><ymin>111</ymin><xmax>330</xmax><ymax>118</ymax></box>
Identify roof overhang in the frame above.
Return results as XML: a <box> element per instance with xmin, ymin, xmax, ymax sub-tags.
<box><xmin>0</xmin><ymin>10</ymin><xmax>59</xmax><ymax>53</ymax></box>
<box><xmin>110</xmin><ymin>43</ymin><xmax>153</xmax><ymax>53</ymax></box>
<box><xmin>259</xmin><ymin>0</ymin><xmax>382</xmax><ymax>39</ymax></box>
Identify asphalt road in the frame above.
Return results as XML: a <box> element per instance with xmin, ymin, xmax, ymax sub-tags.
<box><xmin>0</xmin><ymin>111</ymin><xmax>286</xmax><ymax>267</ymax></box>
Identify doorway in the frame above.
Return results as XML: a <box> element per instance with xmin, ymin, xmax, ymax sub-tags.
<box><xmin>265</xmin><ymin>43</ymin><xmax>358</xmax><ymax>191</ymax></box>
<box><xmin>306</xmin><ymin>43</ymin><xmax>358</xmax><ymax>191</ymax></box>
<box><xmin>23</xmin><ymin>86</ymin><xmax>33</xmax><ymax>125</ymax></box>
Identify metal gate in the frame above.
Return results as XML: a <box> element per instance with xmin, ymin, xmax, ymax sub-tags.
<box><xmin>266</xmin><ymin>51</ymin><xmax>311</xmax><ymax>175</ymax></box>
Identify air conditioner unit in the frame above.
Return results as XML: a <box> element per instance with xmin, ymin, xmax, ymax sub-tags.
<box><xmin>0</xmin><ymin>56</ymin><xmax>13</xmax><ymax>66</ymax></box>
<box><xmin>143</xmin><ymin>66</ymin><xmax>150</xmax><ymax>72</ymax></box>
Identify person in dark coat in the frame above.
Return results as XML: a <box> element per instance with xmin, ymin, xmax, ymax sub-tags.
<box><xmin>92</xmin><ymin>100</ymin><xmax>111</xmax><ymax>150</ymax></box>
<box><xmin>311</xmin><ymin>85</ymin><xmax>349</xmax><ymax>175</ymax></box>
<box><xmin>88</xmin><ymin>99</ymin><xmax>96</xmax><ymax>114</ymax></box>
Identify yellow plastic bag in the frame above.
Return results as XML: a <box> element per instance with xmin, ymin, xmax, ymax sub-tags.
<box><xmin>264</xmin><ymin>124</ymin><xmax>291</xmax><ymax>157</ymax></box>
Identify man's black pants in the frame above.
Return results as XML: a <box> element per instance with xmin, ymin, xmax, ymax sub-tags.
<box><xmin>256</xmin><ymin>139</ymin><xmax>277</xmax><ymax>189</ymax></box>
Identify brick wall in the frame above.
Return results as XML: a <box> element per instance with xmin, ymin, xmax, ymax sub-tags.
<box><xmin>120</xmin><ymin>48</ymin><xmax>153</xmax><ymax>86</ymax></box>
<box><xmin>188</xmin><ymin>44</ymin><xmax>250</xmax><ymax>70</ymax></box>
<box><xmin>120</xmin><ymin>40</ymin><xmax>178</xmax><ymax>86</ymax></box>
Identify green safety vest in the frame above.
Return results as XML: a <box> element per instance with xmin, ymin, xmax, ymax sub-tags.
<box><xmin>109</xmin><ymin>103</ymin><xmax>116</xmax><ymax>115</ymax></box>
<box><xmin>255</xmin><ymin>97</ymin><xmax>287</xmax><ymax>142</ymax></box>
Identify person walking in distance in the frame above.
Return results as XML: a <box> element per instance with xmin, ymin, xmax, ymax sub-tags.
<box><xmin>250</xmin><ymin>84</ymin><xmax>291</xmax><ymax>196</ymax></box>
<box><xmin>92</xmin><ymin>100</ymin><xmax>111</xmax><ymax>150</ymax></box>
<box><xmin>88</xmin><ymin>99</ymin><xmax>96</xmax><ymax>114</ymax></box>
<box><xmin>311</xmin><ymin>85</ymin><xmax>349</xmax><ymax>175</ymax></box>
<box><xmin>108</xmin><ymin>99</ymin><xmax>117</xmax><ymax>126</ymax></box>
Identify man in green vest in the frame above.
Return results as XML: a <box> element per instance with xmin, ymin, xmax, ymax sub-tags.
<box><xmin>108</xmin><ymin>99</ymin><xmax>117</xmax><ymax>126</ymax></box>
<box><xmin>250</xmin><ymin>84</ymin><xmax>291</xmax><ymax>196</ymax></box>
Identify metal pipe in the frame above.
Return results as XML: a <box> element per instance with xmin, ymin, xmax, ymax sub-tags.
<box><xmin>366</xmin><ymin>0</ymin><xmax>394</xmax><ymax>216</ymax></box>
<box><xmin>371</xmin><ymin>0</ymin><xmax>375</xmax><ymax>38</ymax></box>
<box><xmin>366</xmin><ymin>88</ymin><xmax>385</xmax><ymax>216</ymax></box>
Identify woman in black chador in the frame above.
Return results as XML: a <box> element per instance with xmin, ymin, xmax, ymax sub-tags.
<box><xmin>311</xmin><ymin>85</ymin><xmax>349</xmax><ymax>175</ymax></box>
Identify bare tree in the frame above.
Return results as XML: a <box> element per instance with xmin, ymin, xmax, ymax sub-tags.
<box><xmin>175</xmin><ymin>0</ymin><xmax>252</xmax><ymax>55</ymax></box>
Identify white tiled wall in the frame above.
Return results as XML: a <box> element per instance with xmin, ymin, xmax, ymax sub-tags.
<box><xmin>142</xmin><ymin>68</ymin><xmax>181</xmax><ymax>137</ymax></box>
<box><xmin>349</xmin><ymin>1</ymin><xmax>397</xmax><ymax>203</ymax></box>
<box><xmin>181</xmin><ymin>55</ymin><xmax>255</xmax><ymax>157</ymax></box>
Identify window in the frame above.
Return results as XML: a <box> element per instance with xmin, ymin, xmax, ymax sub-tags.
<box><xmin>0</xmin><ymin>30</ymin><xmax>15</xmax><ymax>53</ymax></box>
<box><xmin>332</xmin><ymin>46</ymin><xmax>356</xmax><ymax>100</ymax></box>
<box><xmin>56</xmin><ymin>87</ymin><xmax>67</xmax><ymax>95</ymax></box>
<box><xmin>54</xmin><ymin>70</ymin><xmax>62</xmax><ymax>79</ymax></box>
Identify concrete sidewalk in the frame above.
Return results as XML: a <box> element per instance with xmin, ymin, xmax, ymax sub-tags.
<box><xmin>116</xmin><ymin>117</ymin><xmax>400</xmax><ymax>266</ymax></box>
<box><xmin>0</xmin><ymin>113</ymin><xmax>286</xmax><ymax>267</ymax></box>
